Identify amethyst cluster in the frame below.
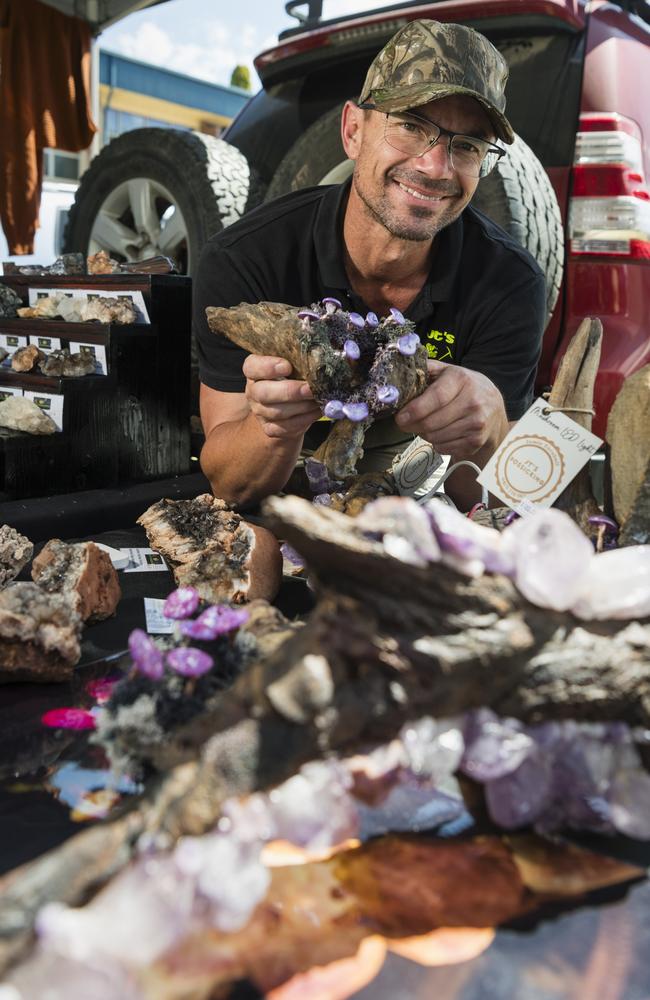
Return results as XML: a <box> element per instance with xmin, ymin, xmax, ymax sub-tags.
<box><xmin>297</xmin><ymin>298</ymin><xmax>425</xmax><ymax>424</ymax></box>
<box><xmin>127</xmin><ymin>587</ymin><xmax>249</xmax><ymax>681</ymax></box>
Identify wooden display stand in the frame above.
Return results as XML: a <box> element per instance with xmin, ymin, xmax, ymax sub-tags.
<box><xmin>0</xmin><ymin>273</ymin><xmax>191</xmax><ymax>501</ymax></box>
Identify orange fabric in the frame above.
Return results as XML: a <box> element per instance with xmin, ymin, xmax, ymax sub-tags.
<box><xmin>0</xmin><ymin>0</ymin><xmax>97</xmax><ymax>254</ymax></box>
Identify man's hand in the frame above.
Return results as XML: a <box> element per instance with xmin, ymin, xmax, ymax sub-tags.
<box><xmin>395</xmin><ymin>359</ymin><xmax>508</xmax><ymax>458</ymax></box>
<box><xmin>243</xmin><ymin>355</ymin><xmax>322</xmax><ymax>439</ymax></box>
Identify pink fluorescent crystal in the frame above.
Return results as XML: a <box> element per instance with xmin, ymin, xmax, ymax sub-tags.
<box><xmin>166</xmin><ymin>646</ymin><xmax>214</xmax><ymax>677</ymax></box>
<box><xmin>162</xmin><ymin>587</ymin><xmax>200</xmax><ymax>620</ymax></box>
<box><xmin>84</xmin><ymin>677</ymin><xmax>119</xmax><ymax>704</ymax></box>
<box><xmin>41</xmin><ymin>708</ymin><xmax>97</xmax><ymax>730</ymax></box>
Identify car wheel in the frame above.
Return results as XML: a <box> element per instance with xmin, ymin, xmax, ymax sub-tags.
<box><xmin>63</xmin><ymin>128</ymin><xmax>265</xmax><ymax>274</ymax></box>
<box><xmin>265</xmin><ymin>104</ymin><xmax>563</xmax><ymax>324</ymax></box>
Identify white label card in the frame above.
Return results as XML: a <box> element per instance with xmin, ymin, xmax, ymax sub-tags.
<box><xmin>122</xmin><ymin>547</ymin><xmax>169</xmax><ymax>573</ymax></box>
<box><xmin>23</xmin><ymin>391</ymin><xmax>64</xmax><ymax>431</ymax></box>
<box><xmin>28</xmin><ymin>287</ymin><xmax>150</xmax><ymax>324</ymax></box>
<box><xmin>0</xmin><ymin>333</ymin><xmax>28</xmax><ymax>355</ymax></box>
<box><xmin>478</xmin><ymin>397</ymin><xmax>603</xmax><ymax>512</ymax></box>
<box><xmin>69</xmin><ymin>342</ymin><xmax>108</xmax><ymax>375</ymax></box>
<box><xmin>144</xmin><ymin>597</ymin><xmax>175</xmax><ymax>634</ymax></box>
<box><xmin>0</xmin><ymin>385</ymin><xmax>23</xmax><ymax>401</ymax></box>
<box><xmin>29</xmin><ymin>335</ymin><xmax>61</xmax><ymax>353</ymax></box>
<box><xmin>392</xmin><ymin>436</ymin><xmax>445</xmax><ymax>500</ymax></box>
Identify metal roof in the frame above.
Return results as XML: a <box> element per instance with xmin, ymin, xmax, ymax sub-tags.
<box><xmin>37</xmin><ymin>0</ymin><xmax>171</xmax><ymax>34</ymax></box>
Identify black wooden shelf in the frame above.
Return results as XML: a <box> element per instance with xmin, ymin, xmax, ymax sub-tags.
<box><xmin>0</xmin><ymin>273</ymin><xmax>192</xmax><ymax>501</ymax></box>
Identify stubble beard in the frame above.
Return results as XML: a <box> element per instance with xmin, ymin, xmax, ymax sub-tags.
<box><xmin>353</xmin><ymin>168</ymin><xmax>464</xmax><ymax>242</ymax></box>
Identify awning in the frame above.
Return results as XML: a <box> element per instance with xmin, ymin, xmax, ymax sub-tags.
<box><xmin>35</xmin><ymin>0</ymin><xmax>171</xmax><ymax>35</ymax></box>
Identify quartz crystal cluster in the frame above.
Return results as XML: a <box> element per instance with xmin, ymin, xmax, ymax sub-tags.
<box><xmin>8</xmin><ymin>707</ymin><xmax>650</xmax><ymax>999</ymax></box>
<box><xmin>354</xmin><ymin>498</ymin><xmax>650</xmax><ymax>621</ymax></box>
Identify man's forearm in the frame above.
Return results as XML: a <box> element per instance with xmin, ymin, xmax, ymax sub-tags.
<box><xmin>200</xmin><ymin>413</ymin><xmax>303</xmax><ymax>507</ymax></box>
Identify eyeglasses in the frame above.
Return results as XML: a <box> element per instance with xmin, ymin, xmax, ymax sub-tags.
<box><xmin>358</xmin><ymin>104</ymin><xmax>505</xmax><ymax>179</ymax></box>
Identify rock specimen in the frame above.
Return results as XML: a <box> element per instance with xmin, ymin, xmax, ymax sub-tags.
<box><xmin>86</xmin><ymin>250</ymin><xmax>121</xmax><ymax>274</ymax></box>
<box><xmin>0</xmin><ymin>396</ymin><xmax>57</xmax><ymax>435</ymax></box>
<box><xmin>137</xmin><ymin>494</ymin><xmax>282</xmax><ymax>604</ymax></box>
<box><xmin>206</xmin><ymin>300</ymin><xmax>428</xmax><ymax>479</ymax></box>
<box><xmin>39</xmin><ymin>349</ymin><xmax>96</xmax><ymax>377</ymax></box>
<box><xmin>0</xmin><ymin>283</ymin><xmax>22</xmax><ymax>318</ymax></box>
<box><xmin>0</xmin><ymin>582</ymin><xmax>82</xmax><ymax>682</ymax></box>
<box><xmin>2</xmin><ymin>253</ymin><xmax>86</xmax><ymax>277</ymax></box>
<box><xmin>0</xmin><ymin>525</ymin><xmax>33</xmax><ymax>588</ymax></box>
<box><xmin>11</xmin><ymin>344</ymin><xmax>45</xmax><ymax>373</ymax></box>
<box><xmin>87</xmin><ymin>251</ymin><xmax>175</xmax><ymax>275</ymax></box>
<box><xmin>17</xmin><ymin>292</ymin><xmax>137</xmax><ymax>324</ymax></box>
<box><xmin>32</xmin><ymin>540</ymin><xmax>121</xmax><ymax>624</ymax></box>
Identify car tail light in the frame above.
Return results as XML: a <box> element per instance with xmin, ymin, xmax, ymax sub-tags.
<box><xmin>569</xmin><ymin>113</ymin><xmax>650</xmax><ymax>260</ymax></box>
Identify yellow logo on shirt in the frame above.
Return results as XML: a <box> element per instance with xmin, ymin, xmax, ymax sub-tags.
<box><xmin>425</xmin><ymin>328</ymin><xmax>455</xmax><ymax>361</ymax></box>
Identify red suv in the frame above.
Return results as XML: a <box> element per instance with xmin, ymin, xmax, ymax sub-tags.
<box><xmin>221</xmin><ymin>0</ymin><xmax>650</xmax><ymax>438</ymax></box>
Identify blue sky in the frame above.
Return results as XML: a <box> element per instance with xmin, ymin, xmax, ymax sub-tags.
<box><xmin>100</xmin><ymin>1</ymin><xmax>389</xmax><ymax>89</ymax></box>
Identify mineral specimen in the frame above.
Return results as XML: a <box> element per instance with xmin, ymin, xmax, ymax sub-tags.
<box><xmin>39</xmin><ymin>349</ymin><xmax>96</xmax><ymax>377</ymax></box>
<box><xmin>2</xmin><ymin>253</ymin><xmax>86</xmax><ymax>276</ymax></box>
<box><xmin>206</xmin><ymin>300</ymin><xmax>428</xmax><ymax>479</ymax></box>
<box><xmin>0</xmin><ymin>582</ymin><xmax>82</xmax><ymax>682</ymax></box>
<box><xmin>0</xmin><ymin>524</ymin><xmax>33</xmax><ymax>587</ymax></box>
<box><xmin>86</xmin><ymin>250</ymin><xmax>121</xmax><ymax>274</ymax></box>
<box><xmin>11</xmin><ymin>344</ymin><xmax>45</xmax><ymax>373</ymax></box>
<box><xmin>0</xmin><ymin>283</ymin><xmax>23</xmax><ymax>317</ymax></box>
<box><xmin>18</xmin><ymin>292</ymin><xmax>137</xmax><ymax>324</ymax></box>
<box><xmin>136</xmin><ymin>494</ymin><xmax>282</xmax><ymax>604</ymax></box>
<box><xmin>0</xmin><ymin>396</ymin><xmax>57</xmax><ymax>434</ymax></box>
<box><xmin>32</xmin><ymin>539</ymin><xmax>122</xmax><ymax>623</ymax></box>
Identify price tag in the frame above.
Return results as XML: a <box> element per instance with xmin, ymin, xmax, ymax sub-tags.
<box><xmin>23</xmin><ymin>391</ymin><xmax>64</xmax><ymax>431</ymax></box>
<box><xmin>144</xmin><ymin>597</ymin><xmax>175</xmax><ymax>634</ymax></box>
<box><xmin>392</xmin><ymin>436</ymin><xmax>445</xmax><ymax>499</ymax></box>
<box><xmin>122</xmin><ymin>547</ymin><xmax>169</xmax><ymax>573</ymax></box>
<box><xmin>69</xmin><ymin>342</ymin><xmax>108</xmax><ymax>375</ymax></box>
<box><xmin>478</xmin><ymin>398</ymin><xmax>603</xmax><ymax>513</ymax></box>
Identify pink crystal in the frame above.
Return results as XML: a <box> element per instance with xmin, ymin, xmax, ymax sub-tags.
<box><xmin>571</xmin><ymin>545</ymin><xmax>650</xmax><ymax>620</ymax></box>
<box><xmin>502</xmin><ymin>509</ymin><xmax>594</xmax><ymax>610</ymax></box>
<box><xmin>41</xmin><ymin>708</ymin><xmax>96</xmax><ymax>730</ymax></box>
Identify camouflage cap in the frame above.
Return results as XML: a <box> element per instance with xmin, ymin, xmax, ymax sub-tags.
<box><xmin>358</xmin><ymin>19</ymin><xmax>514</xmax><ymax>144</ymax></box>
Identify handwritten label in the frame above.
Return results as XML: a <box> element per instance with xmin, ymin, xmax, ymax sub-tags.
<box><xmin>478</xmin><ymin>398</ymin><xmax>603</xmax><ymax>511</ymax></box>
<box><xmin>144</xmin><ymin>597</ymin><xmax>175</xmax><ymax>634</ymax></box>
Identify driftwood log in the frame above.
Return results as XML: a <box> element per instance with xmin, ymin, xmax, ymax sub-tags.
<box><xmin>2</xmin><ymin>491</ymin><xmax>649</xmax><ymax>974</ymax></box>
<box><xmin>606</xmin><ymin>363</ymin><xmax>650</xmax><ymax>546</ymax></box>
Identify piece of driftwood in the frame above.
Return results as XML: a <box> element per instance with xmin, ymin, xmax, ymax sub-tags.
<box><xmin>546</xmin><ymin>317</ymin><xmax>603</xmax><ymax>532</ymax></box>
<box><xmin>2</xmin><ymin>493</ymin><xmax>649</xmax><ymax>974</ymax></box>
<box><xmin>606</xmin><ymin>363</ymin><xmax>650</xmax><ymax>543</ymax></box>
<box><xmin>206</xmin><ymin>301</ymin><xmax>427</xmax><ymax>479</ymax></box>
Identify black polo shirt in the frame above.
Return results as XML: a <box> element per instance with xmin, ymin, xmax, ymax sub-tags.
<box><xmin>194</xmin><ymin>180</ymin><xmax>546</xmax><ymax>428</ymax></box>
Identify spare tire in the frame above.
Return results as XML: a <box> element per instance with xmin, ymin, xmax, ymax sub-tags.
<box><xmin>63</xmin><ymin>128</ymin><xmax>265</xmax><ymax>275</ymax></box>
<box><xmin>265</xmin><ymin>104</ymin><xmax>563</xmax><ymax>323</ymax></box>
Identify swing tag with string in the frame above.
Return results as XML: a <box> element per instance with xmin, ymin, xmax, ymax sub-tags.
<box><xmin>477</xmin><ymin>397</ymin><xmax>603</xmax><ymax>515</ymax></box>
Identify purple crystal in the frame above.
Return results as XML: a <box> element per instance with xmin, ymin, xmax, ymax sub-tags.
<box><xmin>321</xmin><ymin>297</ymin><xmax>341</xmax><ymax>314</ymax></box>
<box><xmin>323</xmin><ymin>399</ymin><xmax>345</xmax><ymax>420</ymax></box>
<box><xmin>343</xmin><ymin>339</ymin><xmax>361</xmax><ymax>360</ymax></box>
<box><xmin>397</xmin><ymin>332</ymin><xmax>419</xmax><ymax>355</ymax></box>
<box><xmin>366</xmin><ymin>311</ymin><xmax>379</xmax><ymax>327</ymax></box>
<box><xmin>163</xmin><ymin>587</ymin><xmax>200</xmax><ymax>620</ymax></box>
<box><xmin>166</xmin><ymin>646</ymin><xmax>214</xmax><ymax>677</ymax></box>
<box><xmin>425</xmin><ymin>501</ymin><xmax>513</xmax><ymax>576</ymax></box>
<box><xmin>484</xmin><ymin>749</ymin><xmax>553</xmax><ymax>829</ymax></box>
<box><xmin>376</xmin><ymin>384</ymin><xmax>399</xmax><ymax>406</ymax></box>
<box><xmin>389</xmin><ymin>307</ymin><xmax>406</xmax><ymax>324</ymax></box>
<box><xmin>342</xmin><ymin>401</ymin><xmax>369</xmax><ymax>422</ymax></box>
<box><xmin>297</xmin><ymin>309</ymin><xmax>320</xmax><ymax>322</ymax></box>
<box><xmin>305</xmin><ymin>456</ymin><xmax>340</xmax><ymax>495</ymax></box>
<box><xmin>181</xmin><ymin>605</ymin><xmax>249</xmax><ymax>640</ymax></box>
<box><xmin>461</xmin><ymin>709</ymin><xmax>533</xmax><ymax>782</ymax></box>
<box><xmin>348</xmin><ymin>312</ymin><xmax>365</xmax><ymax>329</ymax></box>
<box><xmin>268</xmin><ymin>760</ymin><xmax>359</xmax><ymax>850</ymax></box>
<box><xmin>128</xmin><ymin>629</ymin><xmax>164</xmax><ymax>680</ymax></box>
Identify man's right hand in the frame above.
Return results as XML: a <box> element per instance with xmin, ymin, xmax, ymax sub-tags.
<box><xmin>243</xmin><ymin>355</ymin><xmax>322</xmax><ymax>439</ymax></box>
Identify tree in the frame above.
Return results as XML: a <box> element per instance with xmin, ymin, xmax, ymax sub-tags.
<box><xmin>230</xmin><ymin>65</ymin><xmax>251</xmax><ymax>91</ymax></box>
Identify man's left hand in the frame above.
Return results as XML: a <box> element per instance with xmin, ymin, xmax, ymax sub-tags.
<box><xmin>395</xmin><ymin>360</ymin><xmax>508</xmax><ymax>458</ymax></box>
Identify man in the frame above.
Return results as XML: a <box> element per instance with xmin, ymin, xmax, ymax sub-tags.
<box><xmin>194</xmin><ymin>18</ymin><xmax>546</xmax><ymax>511</ymax></box>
